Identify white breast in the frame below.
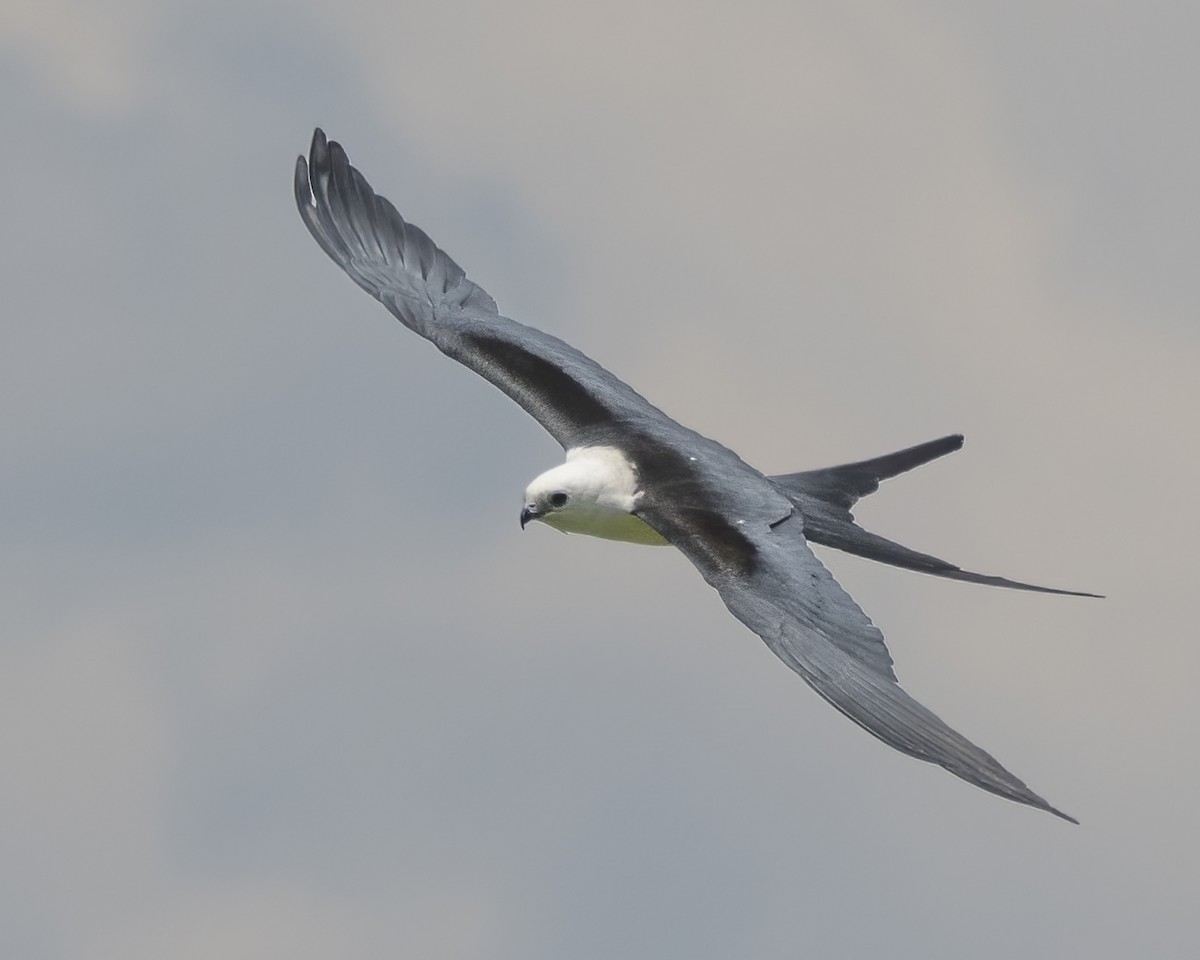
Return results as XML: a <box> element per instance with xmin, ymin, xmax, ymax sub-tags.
<box><xmin>529</xmin><ymin>446</ymin><xmax>670</xmax><ymax>546</ymax></box>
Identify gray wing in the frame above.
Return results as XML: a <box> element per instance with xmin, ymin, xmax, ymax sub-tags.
<box><xmin>299</xmin><ymin>129</ymin><xmax>1076</xmax><ymax>822</ymax></box>
<box><xmin>295</xmin><ymin>129</ymin><xmax>676</xmax><ymax>450</ymax></box>
<box><xmin>637</xmin><ymin>499</ymin><xmax>1078</xmax><ymax>823</ymax></box>
<box><xmin>773</xmin><ymin>435</ymin><xmax>1101</xmax><ymax>598</ymax></box>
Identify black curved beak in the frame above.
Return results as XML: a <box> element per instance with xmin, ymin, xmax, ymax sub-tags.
<box><xmin>520</xmin><ymin>505</ymin><xmax>538</xmax><ymax>530</ymax></box>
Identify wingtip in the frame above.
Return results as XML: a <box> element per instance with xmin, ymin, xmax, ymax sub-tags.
<box><xmin>1045</xmin><ymin>802</ymin><xmax>1080</xmax><ymax>825</ymax></box>
<box><xmin>293</xmin><ymin>154</ymin><xmax>311</xmax><ymax>206</ymax></box>
<box><xmin>309</xmin><ymin>127</ymin><xmax>332</xmax><ymax>174</ymax></box>
<box><xmin>1024</xmin><ymin>582</ymin><xmax>1104</xmax><ymax>599</ymax></box>
<box><xmin>295</xmin><ymin>128</ymin><xmax>331</xmax><ymax>207</ymax></box>
<box><xmin>1024</xmin><ymin>583</ymin><xmax>1105</xmax><ymax>599</ymax></box>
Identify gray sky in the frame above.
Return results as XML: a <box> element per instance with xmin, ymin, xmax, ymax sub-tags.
<box><xmin>3</xmin><ymin>2</ymin><xmax>1197</xmax><ymax>957</ymax></box>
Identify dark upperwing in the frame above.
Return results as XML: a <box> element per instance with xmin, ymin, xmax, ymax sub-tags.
<box><xmin>636</xmin><ymin>499</ymin><xmax>1078</xmax><ymax>823</ymax></box>
<box><xmin>297</xmin><ymin>129</ymin><xmax>1079</xmax><ymax>822</ymax></box>
<box><xmin>296</xmin><ymin>128</ymin><xmax>683</xmax><ymax>453</ymax></box>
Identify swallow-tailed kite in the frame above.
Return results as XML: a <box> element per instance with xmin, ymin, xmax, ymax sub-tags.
<box><xmin>295</xmin><ymin>129</ymin><xmax>1095</xmax><ymax>823</ymax></box>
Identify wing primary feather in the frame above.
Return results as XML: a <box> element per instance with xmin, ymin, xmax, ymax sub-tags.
<box><xmin>295</xmin><ymin>128</ymin><xmax>690</xmax><ymax>449</ymax></box>
<box><xmin>645</xmin><ymin>507</ymin><xmax>1078</xmax><ymax>823</ymax></box>
<box><xmin>720</xmin><ymin>569</ymin><xmax>1078</xmax><ymax>823</ymax></box>
<box><xmin>785</xmin><ymin>625</ymin><xmax>1079</xmax><ymax>823</ymax></box>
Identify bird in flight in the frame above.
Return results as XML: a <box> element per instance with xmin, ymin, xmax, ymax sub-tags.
<box><xmin>295</xmin><ymin>129</ymin><xmax>1095</xmax><ymax>823</ymax></box>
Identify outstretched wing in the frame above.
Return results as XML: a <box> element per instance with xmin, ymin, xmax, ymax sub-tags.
<box><xmin>772</xmin><ymin>435</ymin><xmax>1101</xmax><ymax>597</ymax></box>
<box><xmin>638</xmin><ymin>501</ymin><xmax>1077</xmax><ymax>823</ymax></box>
<box><xmin>295</xmin><ymin>129</ymin><xmax>673</xmax><ymax>450</ymax></box>
<box><xmin>299</xmin><ymin>129</ymin><xmax>1076</xmax><ymax>822</ymax></box>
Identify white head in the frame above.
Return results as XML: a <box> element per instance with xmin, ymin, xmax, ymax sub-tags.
<box><xmin>519</xmin><ymin>446</ymin><xmax>667</xmax><ymax>545</ymax></box>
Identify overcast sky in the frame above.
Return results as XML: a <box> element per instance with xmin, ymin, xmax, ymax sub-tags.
<box><xmin>2</xmin><ymin>2</ymin><xmax>1198</xmax><ymax>957</ymax></box>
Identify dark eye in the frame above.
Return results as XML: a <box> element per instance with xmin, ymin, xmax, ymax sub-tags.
<box><xmin>549</xmin><ymin>492</ymin><xmax>569</xmax><ymax>508</ymax></box>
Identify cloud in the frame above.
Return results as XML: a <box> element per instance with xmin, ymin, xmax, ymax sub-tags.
<box><xmin>0</xmin><ymin>0</ymin><xmax>164</xmax><ymax>118</ymax></box>
<box><xmin>3</xmin><ymin>2</ymin><xmax>1198</xmax><ymax>957</ymax></box>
